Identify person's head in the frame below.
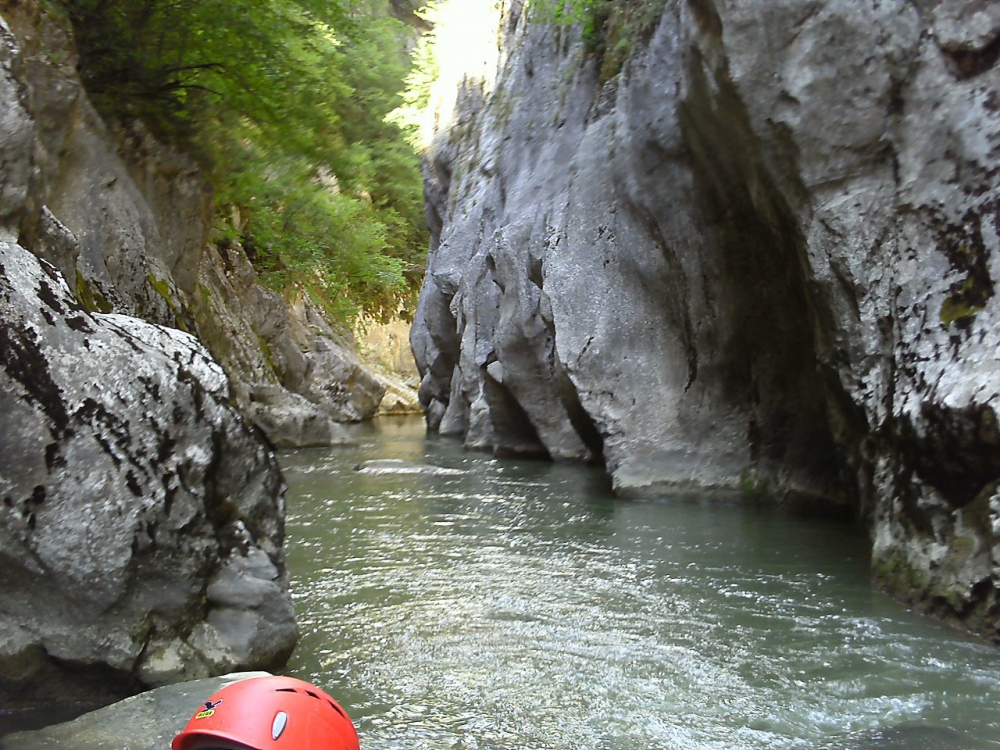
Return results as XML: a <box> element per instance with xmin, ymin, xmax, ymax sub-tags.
<box><xmin>172</xmin><ymin>675</ymin><xmax>360</xmax><ymax>750</ymax></box>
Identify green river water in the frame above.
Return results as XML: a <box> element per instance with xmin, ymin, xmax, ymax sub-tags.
<box><xmin>281</xmin><ymin>416</ymin><xmax>1000</xmax><ymax>750</ymax></box>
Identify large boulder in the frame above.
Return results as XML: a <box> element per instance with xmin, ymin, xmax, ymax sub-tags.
<box><xmin>411</xmin><ymin>0</ymin><xmax>1000</xmax><ymax>637</ymax></box>
<box><xmin>0</xmin><ymin>240</ymin><xmax>297</xmax><ymax>705</ymax></box>
<box><xmin>244</xmin><ymin>385</ymin><xmax>352</xmax><ymax>449</ymax></box>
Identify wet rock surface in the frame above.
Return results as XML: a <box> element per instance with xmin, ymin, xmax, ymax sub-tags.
<box><xmin>1</xmin><ymin>672</ymin><xmax>268</xmax><ymax>750</ymax></box>
<box><xmin>411</xmin><ymin>0</ymin><xmax>1000</xmax><ymax>638</ymax></box>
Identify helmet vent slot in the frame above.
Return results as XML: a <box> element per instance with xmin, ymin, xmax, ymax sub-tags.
<box><xmin>328</xmin><ymin>700</ymin><xmax>349</xmax><ymax>719</ymax></box>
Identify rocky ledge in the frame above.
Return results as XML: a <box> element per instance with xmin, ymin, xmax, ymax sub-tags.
<box><xmin>0</xmin><ymin>672</ymin><xmax>269</xmax><ymax>750</ymax></box>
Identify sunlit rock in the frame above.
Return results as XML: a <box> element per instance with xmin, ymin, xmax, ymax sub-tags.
<box><xmin>0</xmin><ymin>240</ymin><xmax>297</xmax><ymax>703</ymax></box>
<box><xmin>410</xmin><ymin>0</ymin><xmax>1000</xmax><ymax>637</ymax></box>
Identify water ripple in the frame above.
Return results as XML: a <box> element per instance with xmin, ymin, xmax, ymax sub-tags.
<box><xmin>280</xmin><ymin>420</ymin><xmax>1000</xmax><ymax>750</ymax></box>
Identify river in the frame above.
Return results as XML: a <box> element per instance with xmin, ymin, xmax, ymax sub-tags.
<box><xmin>280</xmin><ymin>416</ymin><xmax>1000</xmax><ymax>750</ymax></box>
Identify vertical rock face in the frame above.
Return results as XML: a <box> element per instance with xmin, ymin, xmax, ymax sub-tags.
<box><xmin>411</xmin><ymin>0</ymin><xmax>1000</xmax><ymax>638</ymax></box>
<box><xmin>3</xmin><ymin>0</ymin><xmax>211</xmax><ymax>329</ymax></box>
<box><xmin>197</xmin><ymin>241</ymin><xmax>386</xmax><ymax>432</ymax></box>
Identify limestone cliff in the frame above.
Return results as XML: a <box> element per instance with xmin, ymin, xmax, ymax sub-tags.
<box><xmin>0</xmin><ymin>1</ymin><xmax>303</xmax><ymax>708</ymax></box>
<box><xmin>411</xmin><ymin>0</ymin><xmax>1000</xmax><ymax>639</ymax></box>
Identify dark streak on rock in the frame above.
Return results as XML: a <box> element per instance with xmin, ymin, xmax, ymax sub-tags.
<box><xmin>126</xmin><ymin>470</ymin><xmax>142</xmax><ymax>497</ymax></box>
<box><xmin>66</xmin><ymin>316</ymin><xmax>94</xmax><ymax>333</ymax></box>
<box><xmin>139</xmin><ymin>375</ymin><xmax>161</xmax><ymax>402</ymax></box>
<box><xmin>158</xmin><ymin>434</ymin><xmax>177</xmax><ymax>464</ymax></box>
<box><xmin>900</xmin><ymin>402</ymin><xmax>1000</xmax><ymax>508</ymax></box>
<box><xmin>36</xmin><ymin>277</ymin><xmax>65</xmax><ymax>316</ymax></box>
<box><xmin>942</xmin><ymin>32</ymin><xmax>1000</xmax><ymax>81</ymax></box>
<box><xmin>0</xmin><ymin>320</ymin><xmax>70</xmax><ymax>437</ymax></box>
<box><xmin>175</xmin><ymin>364</ymin><xmax>206</xmax><ymax>422</ymax></box>
<box><xmin>30</xmin><ymin>485</ymin><xmax>46</xmax><ymax>506</ymax></box>
<box><xmin>76</xmin><ymin>397</ymin><xmax>148</xmax><ymax>471</ymax></box>
<box><xmin>163</xmin><ymin>480</ymin><xmax>177</xmax><ymax>521</ymax></box>
<box><xmin>45</xmin><ymin>443</ymin><xmax>60</xmax><ymax>470</ymax></box>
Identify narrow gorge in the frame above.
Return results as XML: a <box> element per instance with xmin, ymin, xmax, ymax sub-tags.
<box><xmin>2</xmin><ymin>0</ymin><xmax>999</xmax><ymax>730</ymax></box>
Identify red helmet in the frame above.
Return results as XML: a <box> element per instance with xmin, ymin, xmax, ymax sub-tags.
<box><xmin>172</xmin><ymin>675</ymin><xmax>360</xmax><ymax>750</ymax></box>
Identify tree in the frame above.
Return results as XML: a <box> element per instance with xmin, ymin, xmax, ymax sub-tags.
<box><xmin>60</xmin><ymin>0</ymin><xmax>428</xmax><ymax>322</ymax></box>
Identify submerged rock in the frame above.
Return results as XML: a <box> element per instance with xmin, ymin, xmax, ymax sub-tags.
<box><xmin>0</xmin><ymin>240</ymin><xmax>297</xmax><ymax>703</ymax></box>
<box><xmin>353</xmin><ymin>458</ymin><xmax>467</xmax><ymax>476</ymax></box>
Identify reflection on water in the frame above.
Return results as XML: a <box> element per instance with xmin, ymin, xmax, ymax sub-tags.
<box><xmin>281</xmin><ymin>417</ymin><xmax>1000</xmax><ymax>750</ymax></box>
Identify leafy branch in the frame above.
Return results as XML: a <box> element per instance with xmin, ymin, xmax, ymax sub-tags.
<box><xmin>58</xmin><ymin>0</ymin><xmax>428</xmax><ymax>323</ymax></box>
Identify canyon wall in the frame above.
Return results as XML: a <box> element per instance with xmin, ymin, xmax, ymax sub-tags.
<box><xmin>411</xmin><ymin>0</ymin><xmax>1000</xmax><ymax>639</ymax></box>
<box><xmin>3</xmin><ymin>0</ymin><xmax>390</xmax><ymax>450</ymax></box>
<box><xmin>0</xmin><ymin>0</ymin><xmax>393</xmax><ymax>707</ymax></box>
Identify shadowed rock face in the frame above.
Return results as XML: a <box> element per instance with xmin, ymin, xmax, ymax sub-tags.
<box><xmin>0</xmin><ymin>240</ymin><xmax>297</xmax><ymax>703</ymax></box>
<box><xmin>411</xmin><ymin>0</ymin><xmax>1000</xmax><ymax>638</ymax></box>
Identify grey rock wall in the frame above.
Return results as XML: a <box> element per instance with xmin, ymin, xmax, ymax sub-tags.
<box><xmin>196</xmin><ymin>240</ymin><xmax>384</xmax><ymax>435</ymax></box>
<box><xmin>0</xmin><ymin>0</ymin><xmax>370</xmax><ymax>707</ymax></box>
<box><xmin>0</xmin><ymin>240</ymin><xmax>296</xmax><ymax>702</ymax></box>
<box><xmin>411</xmin><ymin>0</ymin><xmax>1000</xmax><ymax>638</ymax></box>
<box><xmin>0</xmin><ymin>0</ymin><xmax>408</xmax><ymax>707</ymax></box>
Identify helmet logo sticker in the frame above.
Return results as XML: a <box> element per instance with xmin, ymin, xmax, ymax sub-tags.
<box><xmin>271</xmin><ymin>711</ymin><xmax>289</xmax><ymax>741</ymax></box>
<box><xmin>194</xmin><ymin>699</ymin><xmax>223</xmax><ymax>720</ymax></box>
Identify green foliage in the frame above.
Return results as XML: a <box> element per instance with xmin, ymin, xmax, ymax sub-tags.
<box><xmin>530</xmin><ymin>0</ymin><xmax>667</xmax><ymax>79</ymax></box>
<box><xmin>75</xmin><ymin>271</ymin><xmax>113</xmax><ymax>313</ymax></box>
<box><xmin>219</xmin><ymin>138</ymin><xmax>408</xmax><ymax>321</ymax></box>
<box><xmin>939</xmin><ymin>278</ymin><xmax>985</xmax><ymax>327</ymax></box>
<box><xmin>59</xmin><ymin>0</ymin><xmax>428</xmax><ymax>323</ymax></box>
<box><xmin>146</xmin><ymin>273</ymin><xmax>189</xmax><ymax>331</ymax></box>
